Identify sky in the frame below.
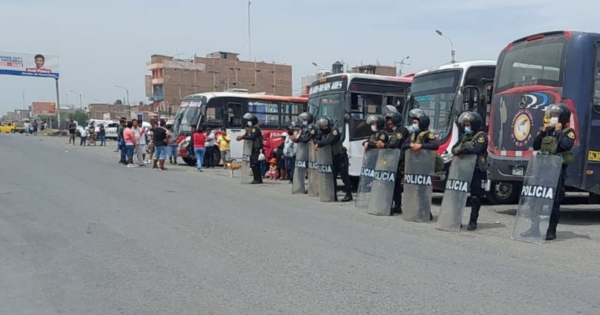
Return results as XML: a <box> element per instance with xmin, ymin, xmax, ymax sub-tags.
<box><xmin>1</xmin><ymin>0</ymin><xmax>599</xmax><ymax>114</ymax></box>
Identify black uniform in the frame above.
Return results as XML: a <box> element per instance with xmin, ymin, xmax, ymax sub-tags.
<box><xmin>315</xmin><ymin>127</ymin><xmax>353</xmax><ymax>201</ymax></box>
<box><xmin>365</xmin><ymin>130</ymin><xmax>389</xmax><ymax>150</ymax></box>
<box><xmin>532</xmin><ymin>127</ymin><xmax>576</xmax><ymax>235</ymax></box>
<box><xmin>242</xmin><ymin>125</ymin><xmax>264</xmax><ymax>184</ymax></box>
<box><xmin>296</xmin><ymin>124</ymin><xmax>319</xmax><ymax>143</ymax></box>
<box><xmin>451</xmin><ymin>131</ymin><xmax>488</xmax><ymax>228</ymax></box>
<box><xmin>401</xmin><ymin>129</ymin><xmax>440</xmax><ymax>151</ymax></box>
<box><xmin>386</xmin><ymin>127</ymin><xmax>410</xmax><ymax>214</ymax></box>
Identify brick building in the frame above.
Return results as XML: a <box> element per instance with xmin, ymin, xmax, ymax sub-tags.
<box><xmin>87</xmin><ymin>103</ymin><xmax>154</xmax><ymax>121</ymax></box>
<box><xmin>349</xmin><ymin>64</ymin><xmax>397</xmax><ymax>76</ymax></box>
<box><xmin>146</xmin><ymin>51</ymin><xmax>293</xmax><ymax>115</ymax></box>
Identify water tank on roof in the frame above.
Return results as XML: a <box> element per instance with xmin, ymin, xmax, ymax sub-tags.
<box><xmin>332</xmin><ymin>61</ymin><xmax>344</xmax><ymax>74</ymax></box>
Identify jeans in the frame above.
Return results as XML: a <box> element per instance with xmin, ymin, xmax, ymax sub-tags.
<box><xmin>119</xmin><ymin>141</ymin><xmax>127</xmax><ymax>164</ymax></box>
<box><xmin>205</xmin><ymin>146</ymin><xmax>215</xmax><ymax>168</ymax></box>
<box><xmin>80</xmin><ymin>137</ymin><xmax>87</xmax><ymax>146</ymax></box>
<box><xmin>154</xmin><ymin>146</ymin><xmax>167</xmax><ymax>160</ymax></box>
<box><xmin>125</xmin><ymin>144</ymin><xmax>135</xmax><ymax>159</ymax></box>
<box><xmin>194</xmin><ymin>147</ymin><xmax>206</xmax><ymax>170</ymax></box>
<box><xmin>169</xmin><ymin>145</ymin><xmax>178</xmax><ymax>159</ymax></box>
<box><xmin>100</xmin><ymin>135</ymin><xmax>106</xmax><ymax>146</ymax></box>
<box><xmin>285</xmin><ymin>156</ymin><xmax>294</xmax><ymax>181</ymax></box>
<box><xmin>260</xmin><ymin>160</ymin><xmax>267</xmax><ymax>177</ymax></box>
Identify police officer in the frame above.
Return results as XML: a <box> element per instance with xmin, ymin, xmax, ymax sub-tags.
<box><xmin>451</xmin><ymin>112</ymin><xmax>488</xmax><ymax>231</ymax></box>
<box><xmin>402</xmin><ymin>109</ymin><xmax>440</xmax><ymax>152</ymax></box>
<box><xmin>314</xmin><ymin>117</ymin><xmax>353</xmax><ymax>202</ymax></box>
<box><xmin>292</xmin><ymin>112</ymin><xmax>319</xmax><ymax>144</ymax></box>
<box><xmin>362</xmin><ymin>115</ymin><xmax>388</xmax><ymax>150</ymax></box>
<box><xmin>402</xmin><ymin>109</ymin><xmax>439</xmax><ymax>220</ymax></box>
<box><xmin>530</xmin><ymin>103</ymin><xmax>576</xmax><ymax>241</ymax></box>
<box><xmin>382</xmin><ymin>111</ymin><xmax>409</xmax><ymax>215</ymax></box>
<box><xmin>236</xmin><ymin>113</ymin><xmax>264</xmax><ymax>184</ymax></box>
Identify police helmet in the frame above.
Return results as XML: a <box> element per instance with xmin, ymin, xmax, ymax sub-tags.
<box><xmin>385</xmin><ymin>111</ymin><xmax>404</xmax><ymax>127</ymax></box>
<box><xmin>545</xmin><ymin>103</ymin><xmax>571</xmax><ymax>125</ymax></box>
<box><xmin>243</xmin><ymin>113</ymin><xmax>258</xmax><ymax>126</ymax></box>
<box><xmin>299</xmin><ymin>112</ymin><xmax>314</xmax><ymax>125</ymax></box>
<box><xmin>316</xmin><ymin>117</ymin><xmax>332</xmax><ymax>130</ymax></box>
<box><xmin>457</xmin><ymin>111</ymin><xmax>483</xmax><ymax>132</ymax></box>
<box><xmin>408</xmin><ymin>108</ymin><xmax>431</xmax><ymax>130</ymax></box>
<box><xmin>366</xmin><ymin>115</ymin><xmax>385</xmax><ymax>130</ymax></box>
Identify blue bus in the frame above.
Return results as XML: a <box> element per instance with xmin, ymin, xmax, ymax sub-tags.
<box><xmin>488</xmin><ymin>31</ymin><xmax>600</xmax><ymax>204</ymax></box>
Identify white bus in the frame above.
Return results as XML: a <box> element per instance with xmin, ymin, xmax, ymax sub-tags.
<box><xmin>307</xmin><ymin>73</ymin><xmax>413</xmax><ymax>178</ymax></box>
<box><xmin>405</xmin><ymin>61</ymin><xmax>507</xmax><ymax>201</ymax></box>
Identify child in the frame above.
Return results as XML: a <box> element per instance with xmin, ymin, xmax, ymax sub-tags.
<box><xmin>268</xmin><ymin>158</ymin><xmax>279</xmax><ymax>180</ymax></box>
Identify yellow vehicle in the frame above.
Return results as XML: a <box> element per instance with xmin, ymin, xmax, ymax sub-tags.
<box><xmin>14</xmin><ymin>119</ymin><xmax>28</xmax><ymax>134</ymax></box>
<box><xmin>0</xmin><ymin>122</ymin><xmax>16</xmax><ymax>133</ymax></box>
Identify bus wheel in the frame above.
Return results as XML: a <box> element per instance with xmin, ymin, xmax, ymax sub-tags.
<box><xmin>589</xmin><ymin>193</ymin><xmax>600</xmax><ymax>204</ymax></box>
<box><xmin>182</xmin><ymin>157</ymin><xmax>196</xmax><ymax>166</ymax></box>
<box><xmin>486</xmin><ymin>181</ymin><xmax>521</xmax><ymax>205</ymax></box>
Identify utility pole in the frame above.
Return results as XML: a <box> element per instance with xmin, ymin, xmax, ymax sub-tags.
<box><xmin>114</xmin><ymin>85</ymin><xmax>129</xmax><ymax>105</ymax></box>
<box><xmin>248</xmin><ymin>0</ymin><xmax>252</xmax><ymax>60</ymax></box>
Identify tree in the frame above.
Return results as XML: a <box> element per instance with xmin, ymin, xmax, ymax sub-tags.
<box><xmin>68</xmin><ymin>112</ymin><xmax>88</xmax><ymax>126</ymax></box>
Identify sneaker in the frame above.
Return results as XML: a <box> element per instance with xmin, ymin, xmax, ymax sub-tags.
<box><xmin>127</xmin><ymin>164</ymin><xmax>136</xmax><ymax>168</ymax></box>
<box><xmin>197</xmin><ymin>169</ymin><xmax>203</xmax><ymax>172</ymax></box>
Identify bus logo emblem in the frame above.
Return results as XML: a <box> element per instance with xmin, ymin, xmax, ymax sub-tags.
<box><xmin>511</xmin><ymin>109</ymin><xmax>534</xmax><ymax>148</ymax></box>
<box><xmin>519</xmin><ymin>96</ymin><xmax>528</xmax><ymax>109</ymax></box>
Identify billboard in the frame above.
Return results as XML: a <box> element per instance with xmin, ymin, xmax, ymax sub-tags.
<box><xmin>0</xmin><ymin>51</ymin><xmax>59</xmax><ymax>79</ymax></box>
<box><xmin>32</xmin><ymin>102</ymin><xmax>57</xmax><ymax>116</ymax></box>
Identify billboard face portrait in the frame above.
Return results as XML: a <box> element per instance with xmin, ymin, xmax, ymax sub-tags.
<box><xmin>0</xmin><ymin>51</ymin><xmax>59</xmax><ymax>78</ymax></box>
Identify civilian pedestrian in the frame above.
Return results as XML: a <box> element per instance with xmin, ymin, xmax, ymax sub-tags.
<box><xmin>275</xmin><ymin>135</ymin><xmax>286</xmax><ymax>180</ymax></box>
<box><xmin>217</xmin><ymin>127</ymin><xmax>231</xmax><ymax>168</ymax></box>
<box><xmin>152</xmin><ymin>120</ymin><xmax>168</xmax><ymax>170</ymax></box>
<box><xmin>117</xmin><ymin>118</ymin><xmax>127</xmax><ymax>165</ymax></box>
<box><xmin>192</xmin><ymin>126</ymin><xmax>207</xmax><ymax>172</ymax></box>
<box><xmin>80</xmin><ymin>127</ymin><xmax>88</xmax><ymax>146</ymax></box>
<box><xmin>268</xmin><ymin>158</ymin><xmax>279</xmax><ymax>180</ymax></box>
<box><xmin>88</xmin><ymin>123</ymin><xmax>96</xmax><ymax>146</ymax></box>
<box><xmin>68</xmin><ymin>120</ymin><xmax>76</xmax><ymax>145</ymax></box>
<box><xmin>259</xmin><ymin>150</ymin><xmax>267</xmax><ymax>177</ymax></box>
<box><xmin>205</xmin><ymin>128</ymin><xmax>216</xmax><ymax>168</ymax></box>
<box><xmin>137</xmin><ymin>120</ymin><xmax>148</xmax><ymax>164</ymax></box>
<box><xmin>283</xmin><ymin>132</ymin><xmax>296</xmax><ymax>183</ymax></box>
<box><xmin>32</xmin><ymin>120</ymin><xmax>38</xmax><ymax>136</ymax></box>
<box><xmin>99</xmin><ymin>124</ymin><xmax>106</xmax><ymax>146</ymax></box>
<box><xmin>124</xmin><ymin>121</ymin><xmax>137</xmax><ymax>168</ymax></box>
<box><xmin>132</xmin><ymin>119</ymin><xmax>146</xmax><ymax>166</ymax></box>
<box><xmin>167</xmin><ymin>124</ymin><xmax>179</xmax><ymax>165</ymax></box>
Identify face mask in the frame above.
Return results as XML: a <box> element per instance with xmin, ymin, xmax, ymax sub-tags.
<box><xmin>371</xmin><ymin>125</ymin><xmax>378</xmax><ymax>132</ymax></box>
<box><xmin>302</xmin><ymin>121</ymin><xmax>308</xmax><ymax>126</ymax></box>
<box><xmin>410</xmin><ymin>124</ymin><xmax>419</xmax><ymax>133</ymax></box>
<box><xmin>247</xmin><ymin>121</ymin><xmax>253</xmax><ymax>127</ymax></box>
<box><xmin>464</xmin><ymin>127</ymin><xmax>473</xmax><ymax>135</ymax></box>
<box><xmin>550</xmin><ymin>117</ymin><xmax>559</xmax><ymax>126</ymax></box>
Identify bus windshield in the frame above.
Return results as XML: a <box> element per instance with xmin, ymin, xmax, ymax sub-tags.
<box><xmin>176</xmin><ymin>97</ymin><xmax>205</xmax><ymax>134</ymax></box>
<box><xmin>496</xmin><ymin>36</ymin><xmax>566</xmax><ymax>93</ymax></box>
<box><xmin>408</xmin><ymin>70</ymin><xmax>461</xmax><ymax>140</ymax></box>
<box><xmin>308</xmin><ymin>92</ymin><xmax>345</xmax><ymax>129</ymax></box>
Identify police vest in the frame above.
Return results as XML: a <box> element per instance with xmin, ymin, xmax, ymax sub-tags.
<box><xmin>323</xmin><ymin>129</ymin><xmax>344</xmax><ymax>156</ymax></box>
<box><xmin>460</xmin><ymin>131</ymin><xmax>488</xmax><ymax>172</ymax></box>
<box><xmin>251</xmin><ymin>125</ymin><xmax>264</xmax><ymax>150</ymax></box>
<box><xmin>369</xmin><ymin>131</ymin><xmax>388</xmax><ymax>146</ymax></box>
<box><xmin>540</xmin><ymin>127</ymin><xmax>575</xmax><ymax>165</ymax></box>
<box><xmin>409</xmin><ymin>130</ymin><xmax>444</xmax><ymax>172</ymax></box>
<box><xmin>388</xmin><ymin>130</ymin><xmax>404</xmax><ymax>146</ymax></box>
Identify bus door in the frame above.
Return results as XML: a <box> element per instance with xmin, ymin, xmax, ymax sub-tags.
<box><xmin>586</xmin><ymin>45</ymin><xmax>600</xmax><ymax>194</ymax></box>
<box><xmin>224</xmin><ymin>99</ymin><xmax>245</xmax><ymax>160</ymax></box>
<box><xmin>347</xmin><ymin>92</ymin><xmax>383</xmax><ymax>175</ymax></box>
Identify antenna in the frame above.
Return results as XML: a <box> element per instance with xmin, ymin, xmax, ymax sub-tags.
<box><xmin>248</xmin><ymin>0</ymin><xmax>252</xmax><ymax>60</ymax></box>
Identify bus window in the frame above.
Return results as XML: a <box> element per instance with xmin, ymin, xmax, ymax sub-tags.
<box><xmin>594</xmin><ymin>45</ymin><xmax>600</xmax><ymax>114</ymax></box>
<box><xmin>365</xmin><ymin>94</ymin><xmax>383</xmax><ymax>114</ymax></box>
<box><xmin>281</xmin><ymin>102</ymin><xmax>302</xmax><ymax>127</ymax></box>
<box><xmin>205</xmin><ymin>106</ymin><xmax>224</xmax><ymax>127</ymax></box>
<box><xmin>350</xmin><ymin>93</ymin><xmax>365</xmax><ymax>120</ymax></box>
<box><xmin>248</xmin><ymin>100</ymin><xmax>280</xmax><ymax>129</ymax></box>
<box><xmin>227</xmin><ymin>102</ymin><xmax>243</xmax><ymax>128</ymax></box>
<box><xmin>351</xmin><ymin>94</ymin><xmax>383</xmax><ymax>139</ymax></box>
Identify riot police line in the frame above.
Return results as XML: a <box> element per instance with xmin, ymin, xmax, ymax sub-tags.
<box><xmin>236</xmin><ymin>103</ymin><xmax>576</xmax><ymax>243</ymax></box>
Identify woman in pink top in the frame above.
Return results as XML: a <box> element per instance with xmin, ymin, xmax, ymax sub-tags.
<box><xmin>192</xmin><ymin>126</ymin><xmax>207</xmax><ymax>172</ymax></box>
<box><xmin>123</xmin><ymin>121</ymin><xmax>137</xmax><ymax>168</ymax></box>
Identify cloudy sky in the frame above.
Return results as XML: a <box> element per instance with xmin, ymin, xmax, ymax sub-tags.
<box><xmin>1</xmin><ymin>0</ymin><xmax>599</xmax><ymax>114</ymax></box>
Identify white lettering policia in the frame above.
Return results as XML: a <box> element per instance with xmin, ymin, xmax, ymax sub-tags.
<box><xmin>403</xmin><ymin>174</ymin><xmax>433</xmax><ymax>186</ymax></box>
<box><xmin>373</xmin><ymin>170</ymin><xmax>395</xmax><ymax>182</ymax></box>
<box><xmin>521</xmin><ymin>185</ymin><xmax>555</xmax><ymax>200</ymax></box>
<box><xmin>445</xmin><ymin>179</ymin><xmax>469</xmax><ymax>193</ymax></box>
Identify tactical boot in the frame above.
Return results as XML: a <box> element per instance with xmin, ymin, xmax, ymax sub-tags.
<box><xmin>467</xmin><ymin>221</ymin><xmax>478</xmax><ymax>231</ymax></box>
<box><xmin>341</xmin><ymin>193</ymin><xmax>353</xmax><ymax>202</ymax></box>
<box><xmin>468</xmin><ymin>197</ymin><xmax>481</xmax><ymax>231</ymax></box>
<box><xmin>391</xmin><ymin>206</ymin><xmax>403</xmax><ymax>216</ymax></box>
<box><xmin>546</xmin><ymin>225</ymin><xmax>558</xmax><ymax>241</ymax></box>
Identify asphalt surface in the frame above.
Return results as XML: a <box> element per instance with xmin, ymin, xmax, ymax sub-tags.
<box><xmin>2</xmin><ymin>133</ymin><xmax>600</xmax><ymax>315</ymax></box>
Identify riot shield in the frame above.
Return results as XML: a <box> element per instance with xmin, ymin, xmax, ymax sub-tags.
<box><xmin>355</xmin><ymin>149</ymin><xmax>379</xmax><ymax>209</ymax></box>
<box><xmin>512</xmin><ymin>154</ymin><xmax>563</xmax><ymax>244</ymax></box>
<box><xmin>317</xmin><ymin>145</ymin><xmax>335</xmax><ymax>202</ymax></box>
<box><xmin>241</xmin><ymin>140</ymin><xmax>253</xmax><ymax>185</ymax></box>
<box><xmin>403</xmin><ymin>149</ymin><xmax>435</xmax><ymax>222</ymax></box>
<box><xmin>308</xmin><ymin>144</ymin><xmax>319</xmax><ymax>197</ymax></box>
<box><xmin>437</xmin><ymin>155</ymin><xmax>478</xmax><ymax>232</ymax></box>
<box><xmin>292</xmin><ymin>142</ymin><xmax>309</xmax><ymax>194</ymax></box>
<box><xmin>367</xmin><ymin>149</ymin><xmax>402</xmax><ymax>216</ymax></box>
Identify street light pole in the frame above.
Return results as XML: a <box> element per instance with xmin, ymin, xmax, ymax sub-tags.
<box><xmin>71</xmin><ymin>90</ymin><xmax>83</xmax><ymax>109</ymax></box>
<box><xmin>394</xmin><ymin>56</ymin><xmax>411</xmax><ymax>76</ymax></box>
<box><xmin>436</xmin><ymin>30</ymin><xmax>456</xmax><ymax>64</ymax></box>
<box><xmin>114</xmin><ymin>85</ymin><xmax>129</xmax><ymax>105</ymax></box>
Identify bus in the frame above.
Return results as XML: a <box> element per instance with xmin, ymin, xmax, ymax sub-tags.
<box><xmin>172</xmin><ymin>92</ymin><xmax>308</xmax><ymax>166</ymax></box>
<box><xmin>308</xmin><ymin>73</ymin><xmax>413</xmax><ymax>178</ymax></box>
<box><xmin>405</xmin><ymin>61</ymin><xmax>498</xmax><ymax>196</ymax></box>
<box><xmin>488</xmin><ymin>31</ymin><xmax>600</xmax><ymax>204</ymax></box>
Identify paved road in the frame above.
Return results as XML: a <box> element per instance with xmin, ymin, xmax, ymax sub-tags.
<box><xmin>2</xmin><ymin>134</ymin><xmax>600</xmax><ymax>315</ymax></box>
